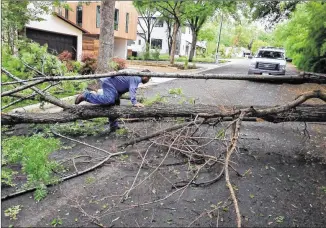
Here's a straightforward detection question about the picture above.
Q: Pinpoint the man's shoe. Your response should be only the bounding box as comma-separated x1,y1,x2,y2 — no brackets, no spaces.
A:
75,93,85,105
110,125,121,132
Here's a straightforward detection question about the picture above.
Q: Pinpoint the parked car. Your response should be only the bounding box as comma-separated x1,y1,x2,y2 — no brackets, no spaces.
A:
248,47,291,75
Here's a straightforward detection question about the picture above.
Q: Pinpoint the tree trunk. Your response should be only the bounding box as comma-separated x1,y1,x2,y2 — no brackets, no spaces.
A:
170,21,180,64
248,39,254,52
97,0,115,73
215,14,223,62
188,29,197,62
166,20,173,55
2,104,326,125
168,36,172,55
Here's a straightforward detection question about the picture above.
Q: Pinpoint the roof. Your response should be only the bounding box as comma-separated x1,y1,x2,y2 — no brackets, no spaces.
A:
55,13,89,33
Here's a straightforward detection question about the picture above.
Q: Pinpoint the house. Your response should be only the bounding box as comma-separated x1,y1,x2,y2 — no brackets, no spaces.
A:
26,7,89,61
179,27,207,57
127,14,206,58
63,1,138,59
127,13,169,54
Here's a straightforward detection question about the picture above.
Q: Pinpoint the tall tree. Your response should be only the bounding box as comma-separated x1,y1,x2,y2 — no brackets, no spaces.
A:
1,0,59,54
184,1,218,62
273,2,326,73
97,0,115,73
133,0,158,58
250,1,298,27
156,1,185,64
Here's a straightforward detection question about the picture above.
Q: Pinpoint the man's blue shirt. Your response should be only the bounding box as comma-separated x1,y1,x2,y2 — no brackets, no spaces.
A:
100,76,142,105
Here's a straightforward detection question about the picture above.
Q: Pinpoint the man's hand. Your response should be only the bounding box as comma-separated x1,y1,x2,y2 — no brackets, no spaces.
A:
133,103,144,108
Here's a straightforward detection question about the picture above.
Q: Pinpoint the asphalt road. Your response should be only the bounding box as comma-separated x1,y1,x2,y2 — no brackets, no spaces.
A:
141,58,298,106
2,59,325,228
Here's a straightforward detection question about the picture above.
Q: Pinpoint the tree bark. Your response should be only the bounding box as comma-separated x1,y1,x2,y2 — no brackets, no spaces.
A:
247,39,254,52
170,21,180,64
166,18,173,55
3,70,325,85
188,29,197,62
146,19,151,55
97,0,115,73
2,104,326,125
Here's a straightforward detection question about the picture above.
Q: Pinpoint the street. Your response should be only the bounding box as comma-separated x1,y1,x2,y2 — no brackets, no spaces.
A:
2,59,325,227
141,59,300,106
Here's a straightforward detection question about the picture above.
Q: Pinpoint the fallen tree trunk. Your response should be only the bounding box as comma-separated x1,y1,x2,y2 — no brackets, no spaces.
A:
2,104,326,125
2,90,325,125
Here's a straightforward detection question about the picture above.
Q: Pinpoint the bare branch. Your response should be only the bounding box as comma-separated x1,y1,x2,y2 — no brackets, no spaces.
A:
1,79,45,97
224,113,245,228
51,128,111,155
1,68,71,109
1,82,59,110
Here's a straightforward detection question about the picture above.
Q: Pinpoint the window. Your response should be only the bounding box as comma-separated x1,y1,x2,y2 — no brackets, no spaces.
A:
151,39,162,49
181,27,186,34
58,7,62,16
114,9,119,31
154,20,163,27
127,40,135,46
138,39,141,45
76,6,83,27
96,5,100,28
125,13,129,33
257,50,284,59
64,8,69,19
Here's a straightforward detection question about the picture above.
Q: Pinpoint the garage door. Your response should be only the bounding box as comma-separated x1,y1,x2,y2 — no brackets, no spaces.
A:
26,28,77,60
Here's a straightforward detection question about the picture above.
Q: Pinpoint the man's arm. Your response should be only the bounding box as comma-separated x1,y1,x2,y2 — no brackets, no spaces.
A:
129,77,144,107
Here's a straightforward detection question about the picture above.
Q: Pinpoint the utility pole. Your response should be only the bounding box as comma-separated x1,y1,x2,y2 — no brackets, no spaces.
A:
215,14,223,63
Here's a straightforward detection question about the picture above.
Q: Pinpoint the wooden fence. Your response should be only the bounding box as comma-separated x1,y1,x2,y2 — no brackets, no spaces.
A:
82,36,99,57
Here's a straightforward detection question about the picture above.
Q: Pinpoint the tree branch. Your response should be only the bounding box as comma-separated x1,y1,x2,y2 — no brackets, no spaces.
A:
1,79,46,97
2,82,60,110
2,100,326,125
1,68,71,109
2,68,326,84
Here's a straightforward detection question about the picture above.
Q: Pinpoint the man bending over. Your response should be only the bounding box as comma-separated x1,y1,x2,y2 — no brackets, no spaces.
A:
75,69,151,131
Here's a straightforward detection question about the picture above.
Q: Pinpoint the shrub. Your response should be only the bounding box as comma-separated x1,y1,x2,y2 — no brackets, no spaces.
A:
71,61,82,73
18,41,67,76
80,53,97,74
57,50,73,62
109,61,119,71
1,41,67,79
159,54,170,61
142,51,150,60
151,48,160,60
57,50,74,72
184,59,189,70
109,57,127,71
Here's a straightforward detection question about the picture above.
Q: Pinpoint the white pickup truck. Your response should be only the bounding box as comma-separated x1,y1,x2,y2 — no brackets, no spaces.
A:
248,47,291,75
